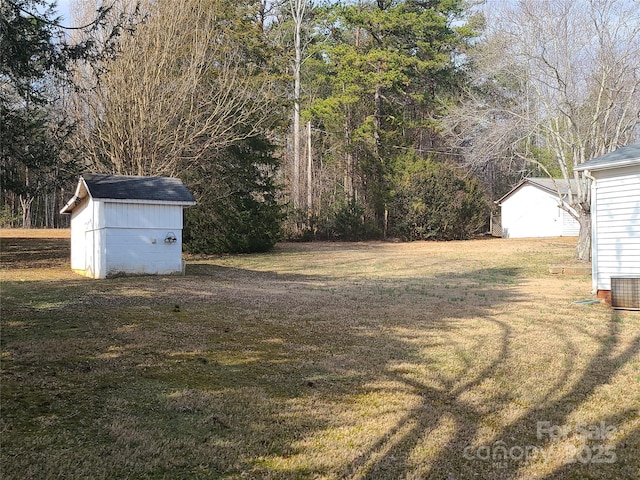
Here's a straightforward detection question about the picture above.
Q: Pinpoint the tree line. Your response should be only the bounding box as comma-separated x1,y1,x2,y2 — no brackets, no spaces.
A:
2,0,639,259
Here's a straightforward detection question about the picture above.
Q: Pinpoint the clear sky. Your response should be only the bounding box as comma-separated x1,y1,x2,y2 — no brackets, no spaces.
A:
53,0,75,28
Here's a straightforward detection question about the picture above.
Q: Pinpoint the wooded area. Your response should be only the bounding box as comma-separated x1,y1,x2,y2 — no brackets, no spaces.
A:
2,0,639,258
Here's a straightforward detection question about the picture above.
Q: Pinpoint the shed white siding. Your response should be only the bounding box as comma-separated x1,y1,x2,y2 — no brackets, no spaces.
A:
500,184,578,238
562,209,580,236
69,197,107,277
591,166,640,291
102,202,185,277
62,174,195,279
69,201,187,278
69,196,90,272
103,200,184,229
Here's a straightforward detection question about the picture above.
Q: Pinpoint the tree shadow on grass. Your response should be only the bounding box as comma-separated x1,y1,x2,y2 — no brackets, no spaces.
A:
3,260,525,478
340,306,640,480
0,237,69,269
3,239,639,479
170,264,528,477
180,265,529,478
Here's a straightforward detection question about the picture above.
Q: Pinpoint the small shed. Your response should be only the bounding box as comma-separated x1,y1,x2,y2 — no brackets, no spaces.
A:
575,144,640,306
496,178,580,238
60,174,196,279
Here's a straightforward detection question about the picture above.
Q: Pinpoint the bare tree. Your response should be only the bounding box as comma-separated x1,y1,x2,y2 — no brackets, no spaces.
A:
289,0,308,211
69,0,278,177
446,0,640,260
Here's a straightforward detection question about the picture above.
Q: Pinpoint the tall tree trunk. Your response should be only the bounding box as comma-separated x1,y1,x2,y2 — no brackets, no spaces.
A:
19,194,34,229
344,114,354,199
45,191,50,228
20,166,33,228
576,212,592,262
307,120,313,226
374,82,382,158
290,0,307,210
292,104,300,209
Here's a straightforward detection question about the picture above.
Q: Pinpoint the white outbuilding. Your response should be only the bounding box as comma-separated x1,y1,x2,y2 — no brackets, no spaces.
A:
496,178,580,238
60,174,196,279
575,144,640,307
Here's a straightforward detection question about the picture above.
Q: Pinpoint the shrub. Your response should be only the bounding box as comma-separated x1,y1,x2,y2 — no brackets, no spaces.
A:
183,137,282,254
333,199,377,241
311,199,380,241
388,160,488,240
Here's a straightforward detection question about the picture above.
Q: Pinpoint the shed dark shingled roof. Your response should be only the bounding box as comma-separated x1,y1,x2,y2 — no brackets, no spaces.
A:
82,174,195,203
575,143,640,172
495,177,578,205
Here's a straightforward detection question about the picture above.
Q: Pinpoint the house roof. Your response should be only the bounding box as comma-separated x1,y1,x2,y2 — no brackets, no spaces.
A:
575,143,640,172
496,177,578,205
60,174,196,214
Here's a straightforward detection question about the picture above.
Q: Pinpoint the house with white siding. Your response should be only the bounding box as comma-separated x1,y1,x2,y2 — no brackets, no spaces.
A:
496,178,580,238
575,144,640,305
60,174,196,279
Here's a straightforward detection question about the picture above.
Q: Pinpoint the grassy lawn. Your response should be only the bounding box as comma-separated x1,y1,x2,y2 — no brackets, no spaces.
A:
1,230,639,479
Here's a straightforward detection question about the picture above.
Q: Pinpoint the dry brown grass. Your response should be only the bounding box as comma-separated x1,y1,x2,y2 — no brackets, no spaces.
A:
1,231,638,479
0,228,70,238
0,229,76,281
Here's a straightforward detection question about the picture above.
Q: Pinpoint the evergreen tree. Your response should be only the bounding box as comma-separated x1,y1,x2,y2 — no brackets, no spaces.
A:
306,0,480,234
183,135,282,253
1,0,123,227
389,157,488,240
1,0,66,225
